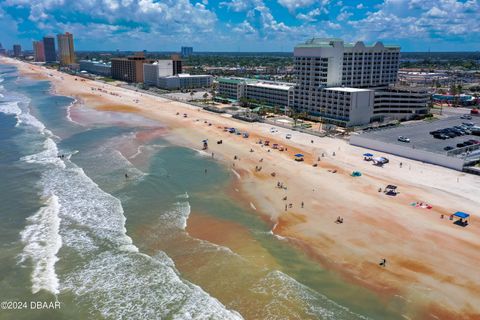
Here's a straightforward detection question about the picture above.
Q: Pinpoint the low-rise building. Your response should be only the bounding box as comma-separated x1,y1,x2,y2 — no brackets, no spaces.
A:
373,86,430,122
307,87,375,127
245,81,294,109
218,77,294,109
157,74,213,90
79,60,111,77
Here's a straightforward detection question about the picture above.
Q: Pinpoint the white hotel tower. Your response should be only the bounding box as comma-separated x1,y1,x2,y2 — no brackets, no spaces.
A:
293,38,429,127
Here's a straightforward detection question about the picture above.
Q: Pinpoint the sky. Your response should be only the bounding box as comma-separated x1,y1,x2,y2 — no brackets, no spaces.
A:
0,0,479,52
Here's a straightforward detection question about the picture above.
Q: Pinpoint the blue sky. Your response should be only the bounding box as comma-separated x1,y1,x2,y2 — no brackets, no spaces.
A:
0,0,479,52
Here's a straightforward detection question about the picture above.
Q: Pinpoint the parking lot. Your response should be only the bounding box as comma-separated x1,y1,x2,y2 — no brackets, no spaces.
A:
350,115,480,171
359,116,480,155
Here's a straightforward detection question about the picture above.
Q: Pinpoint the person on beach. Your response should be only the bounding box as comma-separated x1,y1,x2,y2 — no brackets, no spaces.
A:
301,201,304,208
204,169,208,174
285,204,287,211
125,173,129,179
211,152,215,158
380,259,387,267
400,162,403,168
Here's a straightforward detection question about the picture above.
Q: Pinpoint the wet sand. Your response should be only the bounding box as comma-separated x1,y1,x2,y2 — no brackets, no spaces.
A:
6,58,480,319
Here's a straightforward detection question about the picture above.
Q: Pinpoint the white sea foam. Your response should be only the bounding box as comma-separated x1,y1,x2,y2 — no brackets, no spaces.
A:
62,251,243,320
159,201,192,230
231,169,241,180
0,101,22,123
21,137,65,169
252,270,371,320
65,99,82,125
19,195,62,295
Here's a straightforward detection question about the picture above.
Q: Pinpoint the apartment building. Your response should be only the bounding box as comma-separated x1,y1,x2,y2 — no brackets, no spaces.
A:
57,32,75,65
13,44,21,57
33,41,45,62
43,36,56,63
157,74,213,90
218,77,294,109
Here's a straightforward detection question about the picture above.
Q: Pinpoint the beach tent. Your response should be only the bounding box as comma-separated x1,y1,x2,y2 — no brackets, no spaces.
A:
453,211,470,226
351,171,362,177
294,153,304,162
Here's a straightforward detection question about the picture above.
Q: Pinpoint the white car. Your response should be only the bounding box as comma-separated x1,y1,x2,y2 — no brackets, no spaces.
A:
270,128,278,133
286,134,292,139
398,136,410,143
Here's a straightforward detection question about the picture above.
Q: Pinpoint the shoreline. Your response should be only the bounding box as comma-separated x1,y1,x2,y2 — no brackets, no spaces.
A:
4,58,480,319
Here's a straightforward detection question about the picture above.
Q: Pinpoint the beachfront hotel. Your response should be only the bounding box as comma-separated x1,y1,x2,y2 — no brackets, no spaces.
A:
292,38,429,126
111,53,154,83
57,32,75,65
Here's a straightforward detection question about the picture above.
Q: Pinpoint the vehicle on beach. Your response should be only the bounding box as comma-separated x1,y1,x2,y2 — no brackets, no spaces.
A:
270,127,278,133
398,136,410,143
286,133,292,139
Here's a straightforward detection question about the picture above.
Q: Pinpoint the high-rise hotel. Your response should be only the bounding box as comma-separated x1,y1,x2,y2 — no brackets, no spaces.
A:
292,38,429,127
57,32,75,65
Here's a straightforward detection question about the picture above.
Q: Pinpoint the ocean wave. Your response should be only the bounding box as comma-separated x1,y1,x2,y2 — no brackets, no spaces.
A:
252,270,371,320
62,251,243,320
21,137,66,169
0,101,22,123
19,194,62,295
159,201,192,230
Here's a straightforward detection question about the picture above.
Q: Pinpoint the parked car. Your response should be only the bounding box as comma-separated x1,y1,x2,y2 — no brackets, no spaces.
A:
457,143,466,148
398,136,410,143
471,109,479,115
434,134,448,140
286,134,292,139
460,114,472,120
444,146,454,151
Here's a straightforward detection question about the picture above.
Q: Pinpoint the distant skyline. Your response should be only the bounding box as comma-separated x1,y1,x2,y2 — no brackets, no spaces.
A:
0,0,479,52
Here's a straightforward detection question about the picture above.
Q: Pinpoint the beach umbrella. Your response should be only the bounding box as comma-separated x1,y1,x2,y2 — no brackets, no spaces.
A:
294,153,304,157
363,153,374,157
202,139,208,143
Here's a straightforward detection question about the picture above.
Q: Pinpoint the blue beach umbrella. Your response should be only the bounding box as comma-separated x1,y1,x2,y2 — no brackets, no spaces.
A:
294,153,304,157
363,153,374,157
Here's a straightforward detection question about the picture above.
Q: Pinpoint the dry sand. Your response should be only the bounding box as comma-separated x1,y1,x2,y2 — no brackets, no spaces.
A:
5,58,480,319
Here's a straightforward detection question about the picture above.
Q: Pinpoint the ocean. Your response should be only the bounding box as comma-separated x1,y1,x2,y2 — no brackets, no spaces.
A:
0,63,407,319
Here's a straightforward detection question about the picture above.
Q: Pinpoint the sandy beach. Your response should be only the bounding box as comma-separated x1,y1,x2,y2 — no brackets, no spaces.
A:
5,58,480,319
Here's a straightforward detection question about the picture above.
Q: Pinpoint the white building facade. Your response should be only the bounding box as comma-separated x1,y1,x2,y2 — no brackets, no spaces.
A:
292,38,428,126
79,60,111,76
218,77,294,109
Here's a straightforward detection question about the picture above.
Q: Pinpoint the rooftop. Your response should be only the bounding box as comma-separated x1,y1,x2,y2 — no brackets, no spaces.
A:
247,81,294,90
325,87,373,93
295,38,400,50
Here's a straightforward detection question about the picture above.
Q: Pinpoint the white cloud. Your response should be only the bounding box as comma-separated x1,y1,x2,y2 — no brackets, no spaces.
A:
296,8,321,22
277,0,329,13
